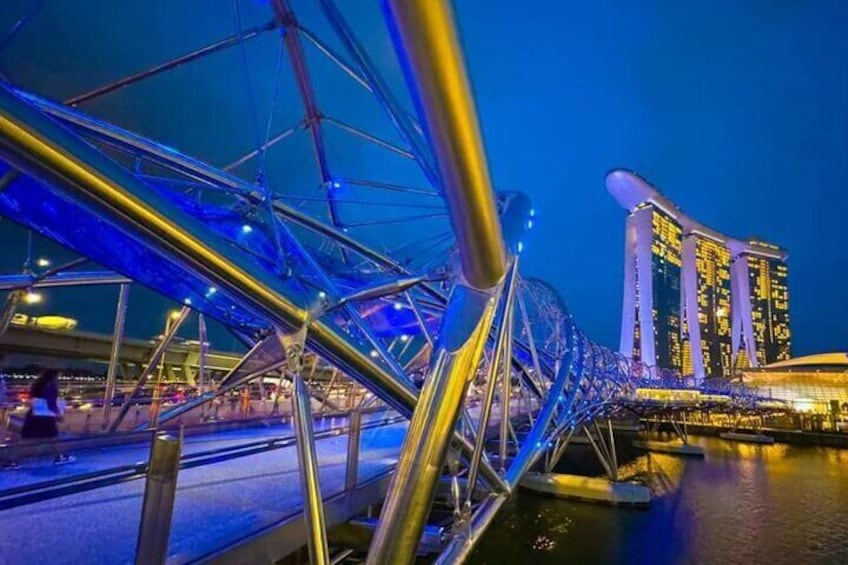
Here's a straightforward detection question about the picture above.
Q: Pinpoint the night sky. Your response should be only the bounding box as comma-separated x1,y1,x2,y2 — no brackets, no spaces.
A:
0,1,846,357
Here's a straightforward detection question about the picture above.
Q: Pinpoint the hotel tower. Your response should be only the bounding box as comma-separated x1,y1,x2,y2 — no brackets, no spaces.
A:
606,169,791,383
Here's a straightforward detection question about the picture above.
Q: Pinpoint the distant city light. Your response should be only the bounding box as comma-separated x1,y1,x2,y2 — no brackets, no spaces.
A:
241,224,253,234
400,334,410,343
716,306,728,318
527,219,534,229
332,181,341,189
23,291,42,305
206,286,217,296
369,349,379,358
35,258,51,268
318,291,327,300
529,208,535,217
393,302,403,311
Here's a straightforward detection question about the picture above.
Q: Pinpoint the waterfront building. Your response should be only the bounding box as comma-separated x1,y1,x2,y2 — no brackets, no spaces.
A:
617,199,683,372
728,240,791,367
606,169,791,382
682,230,733,379
740,353,848,417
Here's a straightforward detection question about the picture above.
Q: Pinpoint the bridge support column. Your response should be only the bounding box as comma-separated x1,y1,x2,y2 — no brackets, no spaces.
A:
367,285,498,565
135,433,182,565
466,259,519,499
292,374,330,565
633,412,705,457
345,409,362,492
670,412,689,444
583,421,619,482
197,313,207,395
102,283,129,429
367,0,506,562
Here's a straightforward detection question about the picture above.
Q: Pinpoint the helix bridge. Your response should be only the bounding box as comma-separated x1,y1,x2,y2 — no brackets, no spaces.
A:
0,2,783,563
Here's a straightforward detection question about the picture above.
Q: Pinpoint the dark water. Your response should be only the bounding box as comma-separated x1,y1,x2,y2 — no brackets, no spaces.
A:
471,438,848,564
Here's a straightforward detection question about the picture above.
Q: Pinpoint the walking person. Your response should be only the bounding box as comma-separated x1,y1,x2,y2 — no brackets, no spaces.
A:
21,368,75,464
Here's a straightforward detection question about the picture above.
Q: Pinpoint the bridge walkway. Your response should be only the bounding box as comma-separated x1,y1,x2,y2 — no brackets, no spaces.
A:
0,413,406,564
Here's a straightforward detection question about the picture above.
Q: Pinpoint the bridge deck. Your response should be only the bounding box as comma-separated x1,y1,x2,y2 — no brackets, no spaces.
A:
0,415,406,564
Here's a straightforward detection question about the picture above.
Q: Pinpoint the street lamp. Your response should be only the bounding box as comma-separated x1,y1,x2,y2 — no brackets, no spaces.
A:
23,290,43,305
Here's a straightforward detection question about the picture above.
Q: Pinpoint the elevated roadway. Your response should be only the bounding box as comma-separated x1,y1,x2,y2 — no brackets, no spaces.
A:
0,325,245,381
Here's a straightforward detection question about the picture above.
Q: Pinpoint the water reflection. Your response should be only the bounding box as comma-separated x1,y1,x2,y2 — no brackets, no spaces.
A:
471,437,848,564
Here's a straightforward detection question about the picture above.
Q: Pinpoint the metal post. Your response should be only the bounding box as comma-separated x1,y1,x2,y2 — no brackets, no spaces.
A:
345,410,362,492
197,313,208,395
499,298,514,468
110,305,189,432
406,291,434,348
607,418,619,473
0,290,22,339
319,369,339,414
291,374,330,565
546,429,575,473
466,259,518,498
367,286,497,565
135,433,182,565
583,424,616,481
517,289,544,389
102,283,129,428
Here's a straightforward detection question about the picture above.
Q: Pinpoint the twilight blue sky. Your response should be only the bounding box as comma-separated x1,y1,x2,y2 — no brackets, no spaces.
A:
0,1,846,356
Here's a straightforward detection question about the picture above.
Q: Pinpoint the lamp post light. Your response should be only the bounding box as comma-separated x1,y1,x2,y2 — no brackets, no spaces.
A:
22,290,42,305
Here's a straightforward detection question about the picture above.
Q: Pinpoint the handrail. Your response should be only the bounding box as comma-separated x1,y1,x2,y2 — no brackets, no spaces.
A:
0,414,405,511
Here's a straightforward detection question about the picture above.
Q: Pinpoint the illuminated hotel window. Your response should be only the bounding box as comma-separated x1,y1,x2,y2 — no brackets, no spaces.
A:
650,208,682,372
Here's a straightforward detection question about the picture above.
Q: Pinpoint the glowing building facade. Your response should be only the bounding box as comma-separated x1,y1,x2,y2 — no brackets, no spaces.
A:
618,197,682,373
682,232,732,379
729,240,792,367
607,170,791,383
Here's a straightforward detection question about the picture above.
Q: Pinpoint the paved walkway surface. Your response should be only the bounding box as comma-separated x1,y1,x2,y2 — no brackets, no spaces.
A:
0,413,406,565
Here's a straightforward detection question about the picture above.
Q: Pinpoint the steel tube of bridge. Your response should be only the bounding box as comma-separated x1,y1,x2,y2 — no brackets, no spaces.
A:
66,21,278,106
433,492,509,565
368,3,506,561
316,0,438,185
15,88,450,303
102,283,129,429
0,83,401,410
291,374,330,565
0,270,131,291
110,305,190,432
0,82,506,489
466,260,519,498
197,313,208,416
367,285,497,565
345,409,362,492
499,297,514,468
505,323,576,487
382,0,505,290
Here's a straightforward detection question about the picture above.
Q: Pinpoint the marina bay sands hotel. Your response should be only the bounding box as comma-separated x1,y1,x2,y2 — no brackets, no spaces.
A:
607,169,791,383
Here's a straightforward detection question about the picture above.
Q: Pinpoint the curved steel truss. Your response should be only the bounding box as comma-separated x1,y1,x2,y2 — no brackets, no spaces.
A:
0,2,777,563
